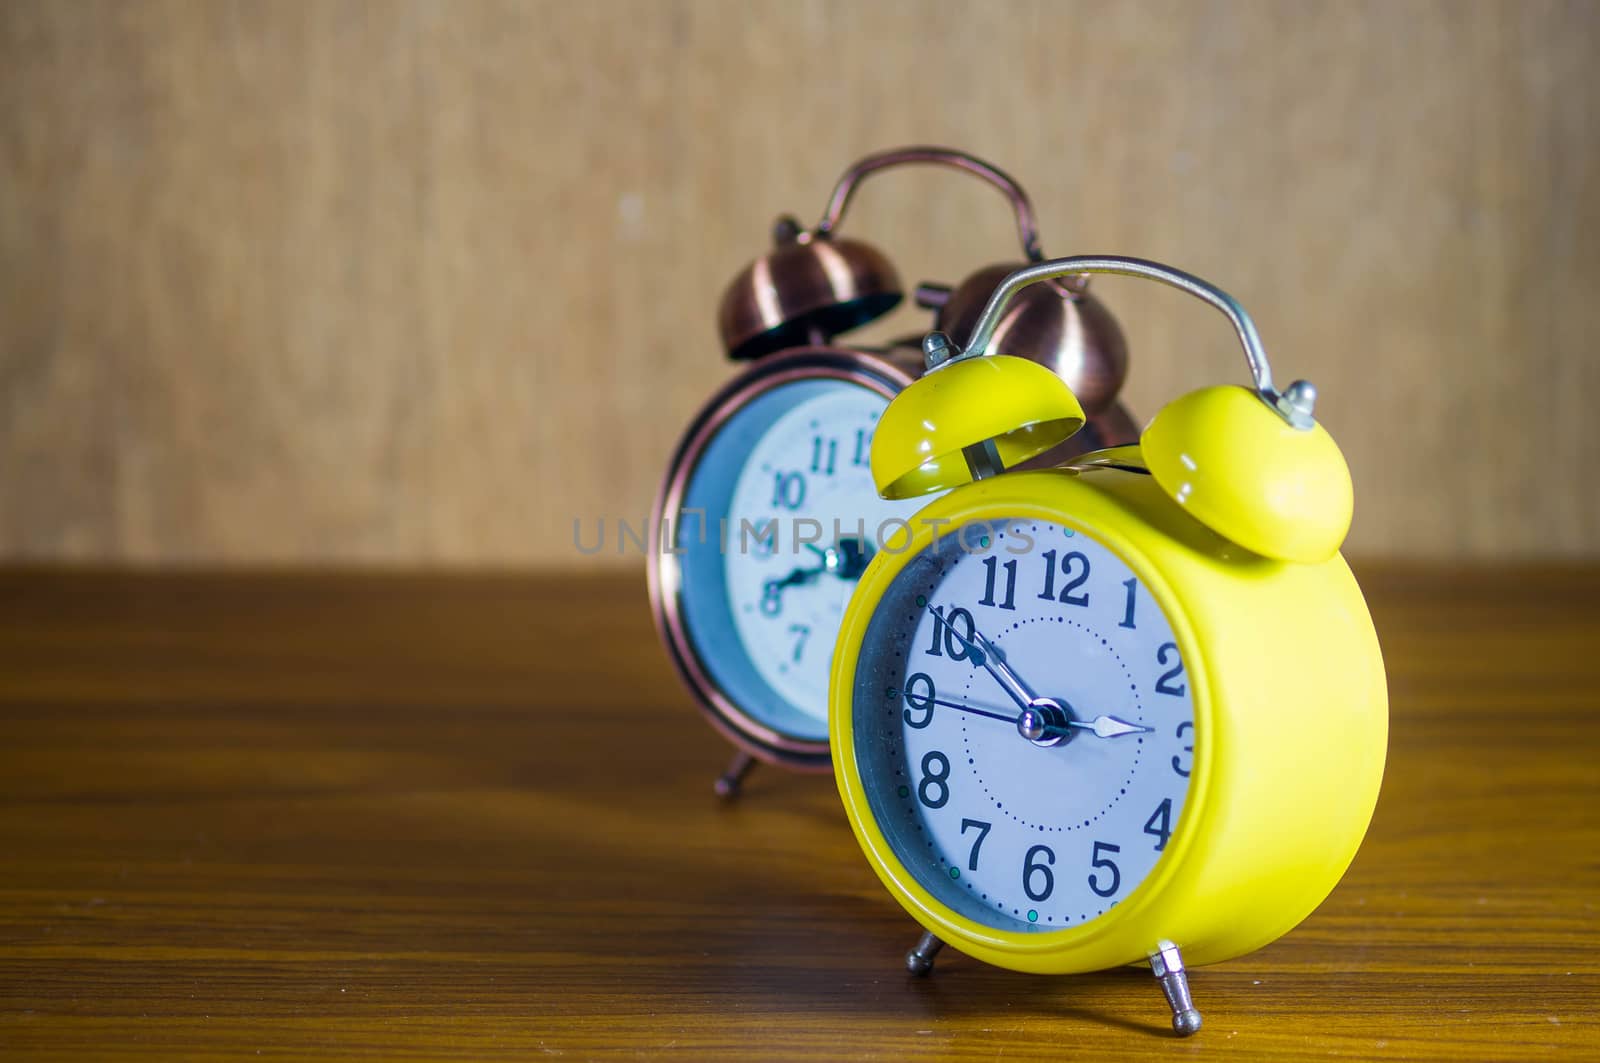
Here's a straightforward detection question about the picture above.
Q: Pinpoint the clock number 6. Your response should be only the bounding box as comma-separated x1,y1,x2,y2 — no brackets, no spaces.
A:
1088,841,1122,898
917,751,950,809
1023,844,1055,902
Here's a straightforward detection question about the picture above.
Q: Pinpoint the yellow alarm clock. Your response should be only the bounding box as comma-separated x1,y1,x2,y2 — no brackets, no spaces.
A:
828,255,1387,1036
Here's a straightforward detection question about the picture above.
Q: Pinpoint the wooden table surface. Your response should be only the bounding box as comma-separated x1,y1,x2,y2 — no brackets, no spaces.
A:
0,566,1596,1060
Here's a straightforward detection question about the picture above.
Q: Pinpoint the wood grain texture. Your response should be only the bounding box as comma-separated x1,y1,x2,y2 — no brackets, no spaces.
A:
0,565,1596,1059
1,0,1598,563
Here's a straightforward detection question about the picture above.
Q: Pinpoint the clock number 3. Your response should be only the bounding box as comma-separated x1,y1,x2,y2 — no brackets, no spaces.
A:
1172,721,1194,777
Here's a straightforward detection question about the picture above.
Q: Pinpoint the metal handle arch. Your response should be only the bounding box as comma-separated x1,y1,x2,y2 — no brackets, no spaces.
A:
939,255,1315,427
814,146,1048,265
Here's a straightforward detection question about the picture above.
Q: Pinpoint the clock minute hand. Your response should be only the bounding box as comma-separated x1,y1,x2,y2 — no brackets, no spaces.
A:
925,607,1152,743
926,606,1039,710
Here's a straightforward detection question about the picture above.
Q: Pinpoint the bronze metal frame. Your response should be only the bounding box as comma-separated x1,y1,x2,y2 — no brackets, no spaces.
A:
646,346,916,773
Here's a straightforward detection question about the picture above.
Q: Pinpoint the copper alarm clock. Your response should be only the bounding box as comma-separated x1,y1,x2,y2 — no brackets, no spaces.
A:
647,147,1138,798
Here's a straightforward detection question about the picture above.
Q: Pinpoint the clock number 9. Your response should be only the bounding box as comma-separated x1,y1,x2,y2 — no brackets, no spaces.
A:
1088,841,1122,898
1023,844,1055,902
917,751,950,809
901,672,936,729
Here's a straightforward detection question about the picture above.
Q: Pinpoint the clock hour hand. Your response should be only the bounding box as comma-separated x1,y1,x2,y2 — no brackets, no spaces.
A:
763,565,822,597
1067,714,1154,739
763,536,876,613
1016,700,1153,744
900,691,1022,725
904,692,1149,739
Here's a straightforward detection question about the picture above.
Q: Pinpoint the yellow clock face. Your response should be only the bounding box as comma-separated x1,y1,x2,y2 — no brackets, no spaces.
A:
847,516,1196,933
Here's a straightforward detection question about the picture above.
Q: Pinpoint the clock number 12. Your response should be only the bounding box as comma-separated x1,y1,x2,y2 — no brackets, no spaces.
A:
1038,549,1091,606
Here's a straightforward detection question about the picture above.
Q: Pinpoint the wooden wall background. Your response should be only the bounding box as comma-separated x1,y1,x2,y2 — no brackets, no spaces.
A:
1,0,1596,564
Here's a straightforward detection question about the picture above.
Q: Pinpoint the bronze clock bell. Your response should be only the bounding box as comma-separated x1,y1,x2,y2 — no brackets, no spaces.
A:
716,145,1139,450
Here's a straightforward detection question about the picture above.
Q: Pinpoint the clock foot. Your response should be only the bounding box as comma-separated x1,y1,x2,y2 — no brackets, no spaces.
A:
1148,940,1202,1037
713,752,756,799
905,930,944,976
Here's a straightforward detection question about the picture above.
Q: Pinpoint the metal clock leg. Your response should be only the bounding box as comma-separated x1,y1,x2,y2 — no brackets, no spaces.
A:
1148,940,1202,1036
713,752,756,799
905,929,945,975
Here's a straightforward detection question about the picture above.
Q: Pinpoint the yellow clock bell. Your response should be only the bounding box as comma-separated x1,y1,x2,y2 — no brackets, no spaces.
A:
828,255,1387,1036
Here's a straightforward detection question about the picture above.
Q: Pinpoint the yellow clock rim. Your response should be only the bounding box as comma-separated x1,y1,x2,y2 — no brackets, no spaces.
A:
828,475,1216,973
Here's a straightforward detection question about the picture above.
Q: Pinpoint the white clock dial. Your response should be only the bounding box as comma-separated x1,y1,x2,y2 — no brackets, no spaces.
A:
851,518,1196,930
670,368,923,748
723,386,921,726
